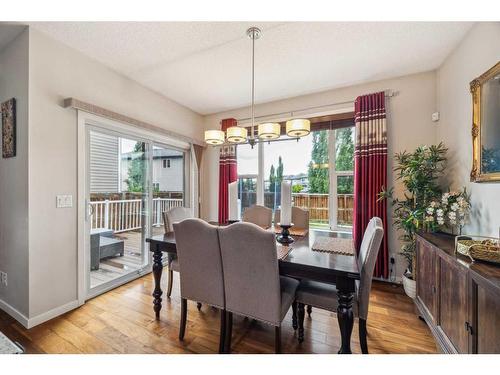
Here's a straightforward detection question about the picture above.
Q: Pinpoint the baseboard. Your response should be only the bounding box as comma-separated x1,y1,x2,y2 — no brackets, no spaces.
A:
0,298,29,328
26,300,79,328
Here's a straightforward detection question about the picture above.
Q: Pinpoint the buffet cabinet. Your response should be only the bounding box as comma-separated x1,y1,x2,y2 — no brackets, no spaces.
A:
415,232,500,353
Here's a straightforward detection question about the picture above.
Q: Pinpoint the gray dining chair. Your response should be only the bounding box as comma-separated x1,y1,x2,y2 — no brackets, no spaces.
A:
217,222,299,353
173,218,226,353
274,206,309,229
242,205,272,228
295,217,384,353
163,206,193,299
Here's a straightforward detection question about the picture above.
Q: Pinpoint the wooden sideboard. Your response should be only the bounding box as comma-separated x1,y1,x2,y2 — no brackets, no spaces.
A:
415,232,500,353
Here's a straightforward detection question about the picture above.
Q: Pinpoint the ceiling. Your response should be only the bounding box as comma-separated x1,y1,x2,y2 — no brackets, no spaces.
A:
29,22,473,115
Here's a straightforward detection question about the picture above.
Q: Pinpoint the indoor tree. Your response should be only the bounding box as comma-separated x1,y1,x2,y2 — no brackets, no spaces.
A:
379,142,447,277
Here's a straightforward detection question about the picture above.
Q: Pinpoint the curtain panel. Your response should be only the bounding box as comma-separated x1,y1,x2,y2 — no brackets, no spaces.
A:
353,92,389,278
218,118,238,224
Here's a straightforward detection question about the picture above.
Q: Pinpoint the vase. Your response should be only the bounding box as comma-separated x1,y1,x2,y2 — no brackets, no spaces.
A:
402,271,416,299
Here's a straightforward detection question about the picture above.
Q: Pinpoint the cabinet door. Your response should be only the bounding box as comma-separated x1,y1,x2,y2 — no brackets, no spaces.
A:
438,255,469,353
416,239,437,322
474,283,500,353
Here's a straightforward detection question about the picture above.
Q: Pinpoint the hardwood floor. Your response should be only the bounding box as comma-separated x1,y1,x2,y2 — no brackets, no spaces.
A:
0,272,437,354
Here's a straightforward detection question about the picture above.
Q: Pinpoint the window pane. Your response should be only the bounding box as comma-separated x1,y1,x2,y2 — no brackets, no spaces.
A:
238,177,257,214
237,143,258,175
335,127,355,172
337,175,354,227
263,131,330,229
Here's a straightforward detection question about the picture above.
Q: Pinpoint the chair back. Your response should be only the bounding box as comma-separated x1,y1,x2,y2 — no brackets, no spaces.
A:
163,206,192,233
217,222,282,325
275,207,309,229
356,217,384,320
173,218,225,309
242,205,272,228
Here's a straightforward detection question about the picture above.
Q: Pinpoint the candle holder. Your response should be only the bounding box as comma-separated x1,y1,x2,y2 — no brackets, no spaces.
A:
227,220,240,225
277,223,294,244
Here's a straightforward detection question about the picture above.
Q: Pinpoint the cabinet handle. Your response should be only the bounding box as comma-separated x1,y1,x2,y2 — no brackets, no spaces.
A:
432,285,436,294
465,321,474,335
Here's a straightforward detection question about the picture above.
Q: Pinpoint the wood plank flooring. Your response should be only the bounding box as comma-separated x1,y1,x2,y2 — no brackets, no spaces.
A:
0,272,437,354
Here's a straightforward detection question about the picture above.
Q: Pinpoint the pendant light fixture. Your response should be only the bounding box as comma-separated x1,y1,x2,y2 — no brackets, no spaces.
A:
204,27,310,147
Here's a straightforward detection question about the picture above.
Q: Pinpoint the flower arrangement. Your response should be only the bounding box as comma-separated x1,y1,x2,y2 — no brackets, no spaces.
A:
425,189,471,234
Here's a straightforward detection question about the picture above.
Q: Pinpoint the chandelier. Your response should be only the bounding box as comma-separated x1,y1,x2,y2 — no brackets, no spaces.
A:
204,27,310,147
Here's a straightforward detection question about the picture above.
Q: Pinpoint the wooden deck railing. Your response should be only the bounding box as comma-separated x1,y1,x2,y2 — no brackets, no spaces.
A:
242,192,354,226
90,198,183,232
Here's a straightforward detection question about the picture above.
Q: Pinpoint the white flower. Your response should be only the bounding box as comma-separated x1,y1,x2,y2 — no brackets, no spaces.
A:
436,209,444,217
426,216,435,222
437,218,445,225
448,211,456,220
457,196,464,204
450,219,457,225
451,203,459,211
426,207,434,215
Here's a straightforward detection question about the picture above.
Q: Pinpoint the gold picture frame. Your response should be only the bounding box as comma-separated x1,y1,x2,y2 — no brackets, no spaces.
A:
470,61,500,182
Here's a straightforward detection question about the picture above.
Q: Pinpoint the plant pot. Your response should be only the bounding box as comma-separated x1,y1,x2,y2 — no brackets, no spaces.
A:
402,271,417,299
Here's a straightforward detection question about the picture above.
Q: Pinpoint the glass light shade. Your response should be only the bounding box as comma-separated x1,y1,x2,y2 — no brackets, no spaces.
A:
258,122,281,140
286,119,311,138
204,130,225,145
226,126,248,144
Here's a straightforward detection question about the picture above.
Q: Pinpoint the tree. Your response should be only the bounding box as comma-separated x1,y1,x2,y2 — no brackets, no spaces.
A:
125,142,145,192
268,165,276,193
276,156,284,184
292,184,303,193
308,130,329,193
336,128,355,194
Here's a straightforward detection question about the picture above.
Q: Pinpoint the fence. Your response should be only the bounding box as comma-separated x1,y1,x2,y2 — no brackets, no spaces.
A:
241,192,354,226
90,198,183,232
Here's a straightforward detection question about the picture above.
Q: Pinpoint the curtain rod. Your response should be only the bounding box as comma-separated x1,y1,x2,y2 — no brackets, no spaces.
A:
63,98,205,147
233,89,397,123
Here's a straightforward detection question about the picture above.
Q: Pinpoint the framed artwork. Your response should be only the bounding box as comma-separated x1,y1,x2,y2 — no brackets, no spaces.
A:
1,98,16,158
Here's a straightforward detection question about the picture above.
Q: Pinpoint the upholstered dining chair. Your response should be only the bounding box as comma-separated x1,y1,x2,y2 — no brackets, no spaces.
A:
217,222,299,353
274,206,309,229
173,218,226,353
295,217,384,354
242,205,272,228
162,207,193,299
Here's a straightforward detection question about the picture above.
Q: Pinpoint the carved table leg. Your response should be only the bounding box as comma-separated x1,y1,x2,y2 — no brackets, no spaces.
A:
292,301,298,330
152,244,163,320
336,277,355,354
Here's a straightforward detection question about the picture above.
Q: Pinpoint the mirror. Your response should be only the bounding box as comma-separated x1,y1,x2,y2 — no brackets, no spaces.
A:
470,61,500,182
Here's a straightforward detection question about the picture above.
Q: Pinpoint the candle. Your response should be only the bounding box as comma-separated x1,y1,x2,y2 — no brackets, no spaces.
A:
228,181,239,221
280,181,292,226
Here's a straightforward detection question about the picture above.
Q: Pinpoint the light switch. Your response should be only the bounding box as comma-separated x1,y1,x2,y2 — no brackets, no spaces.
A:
56,195,73,208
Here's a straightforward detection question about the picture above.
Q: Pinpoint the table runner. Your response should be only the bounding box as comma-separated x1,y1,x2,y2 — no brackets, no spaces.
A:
312,237,355,256
277,244,293,260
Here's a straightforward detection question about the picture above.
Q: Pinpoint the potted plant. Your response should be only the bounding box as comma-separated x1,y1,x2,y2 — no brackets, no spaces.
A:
379,143,447,298
424,189,471,235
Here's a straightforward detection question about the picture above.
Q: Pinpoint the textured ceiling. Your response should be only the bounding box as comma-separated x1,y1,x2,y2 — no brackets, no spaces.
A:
29,22,473,114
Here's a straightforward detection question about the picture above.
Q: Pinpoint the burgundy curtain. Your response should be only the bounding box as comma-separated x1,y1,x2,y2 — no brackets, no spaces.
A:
353,92,389,278
218,118,238,224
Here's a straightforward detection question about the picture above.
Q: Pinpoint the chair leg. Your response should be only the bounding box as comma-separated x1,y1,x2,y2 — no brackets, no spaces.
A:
224,312,233,354
307,305,312,317
275,325,282,354
292,301,298,330
359,318,368,354
218,309,226,354
297,303,305,343
179,298,187,340
197,302,202,311
166,269,173,298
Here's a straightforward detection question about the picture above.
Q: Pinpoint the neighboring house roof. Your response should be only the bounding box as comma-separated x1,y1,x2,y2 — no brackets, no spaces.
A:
121,148,183,160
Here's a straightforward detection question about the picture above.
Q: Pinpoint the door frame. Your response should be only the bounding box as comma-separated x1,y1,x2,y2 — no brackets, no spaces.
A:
77,111,191,304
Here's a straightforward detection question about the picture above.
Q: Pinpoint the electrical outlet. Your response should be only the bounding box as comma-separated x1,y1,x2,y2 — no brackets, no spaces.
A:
0,271,7,286
56,195,73,208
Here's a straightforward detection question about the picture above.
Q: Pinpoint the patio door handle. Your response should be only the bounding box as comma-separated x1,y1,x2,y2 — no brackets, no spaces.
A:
86,200,95,220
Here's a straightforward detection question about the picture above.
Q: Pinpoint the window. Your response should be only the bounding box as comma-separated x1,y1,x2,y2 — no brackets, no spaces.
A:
237,143,259,214
162,159,171,168
242,123,354,231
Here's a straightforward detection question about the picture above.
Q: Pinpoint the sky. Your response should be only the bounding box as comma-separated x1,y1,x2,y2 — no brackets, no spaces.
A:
238,133,314,177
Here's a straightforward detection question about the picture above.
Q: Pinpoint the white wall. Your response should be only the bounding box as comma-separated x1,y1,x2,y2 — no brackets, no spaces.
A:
0,28,30,319
437,22,500,237
26,28,204,321
202,71,439,279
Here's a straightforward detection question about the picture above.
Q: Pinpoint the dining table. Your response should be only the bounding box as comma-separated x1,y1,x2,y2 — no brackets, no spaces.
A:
146,227,360,354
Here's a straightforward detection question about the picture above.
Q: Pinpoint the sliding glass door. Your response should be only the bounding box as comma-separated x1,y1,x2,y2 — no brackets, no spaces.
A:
87,128,151,296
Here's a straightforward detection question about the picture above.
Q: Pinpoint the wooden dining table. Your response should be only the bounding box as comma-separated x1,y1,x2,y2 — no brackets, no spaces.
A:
146,228,360,354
